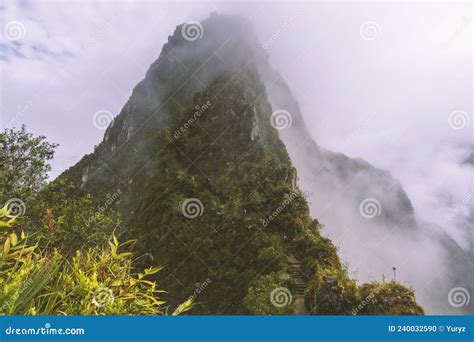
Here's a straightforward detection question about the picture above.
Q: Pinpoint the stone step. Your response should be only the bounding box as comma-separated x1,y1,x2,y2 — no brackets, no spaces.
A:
286,249,308,315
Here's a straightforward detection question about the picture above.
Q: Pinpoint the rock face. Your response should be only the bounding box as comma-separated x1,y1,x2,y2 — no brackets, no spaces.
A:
60,13,432,315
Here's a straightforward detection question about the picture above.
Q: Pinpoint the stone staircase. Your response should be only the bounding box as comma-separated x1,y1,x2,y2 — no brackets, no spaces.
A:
286,244,308,315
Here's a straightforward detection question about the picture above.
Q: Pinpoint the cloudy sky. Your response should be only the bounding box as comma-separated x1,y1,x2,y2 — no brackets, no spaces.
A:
1,0,472,247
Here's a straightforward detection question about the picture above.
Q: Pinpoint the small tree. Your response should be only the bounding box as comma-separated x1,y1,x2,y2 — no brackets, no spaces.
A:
0,125,57,201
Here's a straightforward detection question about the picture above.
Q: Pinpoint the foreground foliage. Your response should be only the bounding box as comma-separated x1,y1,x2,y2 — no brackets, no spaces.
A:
0,209,191,315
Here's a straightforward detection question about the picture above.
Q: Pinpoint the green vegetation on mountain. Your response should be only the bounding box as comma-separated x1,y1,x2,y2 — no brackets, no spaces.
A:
358,282,424,315
58,68,423,315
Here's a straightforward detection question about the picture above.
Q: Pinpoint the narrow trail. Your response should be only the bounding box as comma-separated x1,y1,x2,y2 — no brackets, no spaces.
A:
286,244,308,315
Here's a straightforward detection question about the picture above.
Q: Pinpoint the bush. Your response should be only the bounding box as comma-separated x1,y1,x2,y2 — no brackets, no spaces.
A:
306,267,359,315
24,180,122,254
357,282,424,315
0,208,192,315
243,272,294,315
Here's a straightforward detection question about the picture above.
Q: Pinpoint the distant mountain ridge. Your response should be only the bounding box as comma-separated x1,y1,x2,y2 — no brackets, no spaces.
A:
258,54,473,315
